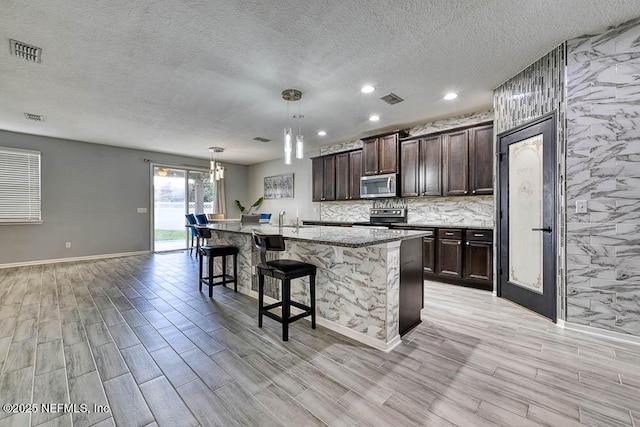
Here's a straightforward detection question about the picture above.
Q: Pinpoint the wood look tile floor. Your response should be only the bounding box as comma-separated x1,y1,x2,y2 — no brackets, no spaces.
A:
0,252,639,426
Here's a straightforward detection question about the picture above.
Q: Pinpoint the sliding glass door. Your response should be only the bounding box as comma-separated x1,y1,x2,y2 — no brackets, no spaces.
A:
152,166,215,252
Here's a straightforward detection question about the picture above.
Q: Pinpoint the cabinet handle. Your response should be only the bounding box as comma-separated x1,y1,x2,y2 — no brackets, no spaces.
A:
466,242,470,245
458,242,461,245
472,190,476,194
445,232,454,236
474,233,484,237
464,190,468,194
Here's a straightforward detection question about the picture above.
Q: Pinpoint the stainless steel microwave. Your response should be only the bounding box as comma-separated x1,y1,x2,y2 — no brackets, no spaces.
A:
360,173,398,198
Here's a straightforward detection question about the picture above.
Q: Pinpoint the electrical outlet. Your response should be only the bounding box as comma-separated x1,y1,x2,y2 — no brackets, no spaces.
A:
65,242,71,249
576,200,587,214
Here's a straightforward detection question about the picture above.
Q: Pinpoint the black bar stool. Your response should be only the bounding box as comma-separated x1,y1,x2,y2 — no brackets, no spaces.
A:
195,227,239,297
252,232,316,341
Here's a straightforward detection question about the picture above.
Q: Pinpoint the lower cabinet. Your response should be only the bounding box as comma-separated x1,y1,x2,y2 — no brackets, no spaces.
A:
420,227,493,290
436,229,463,278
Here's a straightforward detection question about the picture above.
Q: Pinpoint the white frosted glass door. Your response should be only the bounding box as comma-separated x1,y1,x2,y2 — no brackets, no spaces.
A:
508,134,543,294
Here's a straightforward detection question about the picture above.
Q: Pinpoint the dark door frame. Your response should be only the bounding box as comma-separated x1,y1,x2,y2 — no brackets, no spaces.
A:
496,112,557,321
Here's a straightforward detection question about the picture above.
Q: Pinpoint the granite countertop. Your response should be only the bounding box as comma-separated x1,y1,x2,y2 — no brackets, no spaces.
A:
205,223,431,248
302,220,493,230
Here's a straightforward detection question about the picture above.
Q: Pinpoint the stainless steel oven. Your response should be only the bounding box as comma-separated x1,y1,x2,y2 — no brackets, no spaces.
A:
360,173,398,198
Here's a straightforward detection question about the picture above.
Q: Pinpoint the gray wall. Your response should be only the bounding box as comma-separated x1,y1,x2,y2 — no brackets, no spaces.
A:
565,17,640,336
0,130,248,265
245,152,320,224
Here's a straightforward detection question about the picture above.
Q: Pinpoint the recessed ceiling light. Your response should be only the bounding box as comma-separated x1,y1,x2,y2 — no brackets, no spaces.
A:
369,115,380,122
443,92,458,100
361,85,375,94
317,130,327,136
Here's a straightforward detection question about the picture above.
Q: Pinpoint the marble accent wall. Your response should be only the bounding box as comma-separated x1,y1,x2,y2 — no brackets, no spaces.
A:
493,44,567,319
319,111,496,226
565,18,640,336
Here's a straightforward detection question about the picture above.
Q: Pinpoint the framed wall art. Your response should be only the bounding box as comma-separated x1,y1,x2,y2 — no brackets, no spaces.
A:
264,173,294,199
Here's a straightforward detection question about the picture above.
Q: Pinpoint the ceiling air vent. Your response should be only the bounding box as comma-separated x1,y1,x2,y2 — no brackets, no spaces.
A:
10,39,42,63
253,137,271,143
380,93,404,105
24,113,45,122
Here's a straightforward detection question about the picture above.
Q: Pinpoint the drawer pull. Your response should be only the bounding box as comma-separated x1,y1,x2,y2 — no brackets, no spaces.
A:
445,232,454,236
466,242,470,245
474,233,484,237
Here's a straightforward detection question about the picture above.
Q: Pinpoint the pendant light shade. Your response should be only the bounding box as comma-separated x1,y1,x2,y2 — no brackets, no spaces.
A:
209,147,225,181
282,89,304,164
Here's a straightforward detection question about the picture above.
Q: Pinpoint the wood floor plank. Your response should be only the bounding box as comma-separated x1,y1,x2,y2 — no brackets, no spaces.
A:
214,381,284,427
3,338,36,372
180,347,233,391
176,379,241,427
139,376,198,427
35,338,65,375
131,324,168,352
181,325,225,355
65,341,96,379
243,350,310,397
0,366,33,421
68,371,112,426
31,368,69,425
93,342,130,381
295,387,363,427
107,323,141,349
149,346,198,388
254,384,325,426
121,344,163,384
211,349,270,394
103,373,154,427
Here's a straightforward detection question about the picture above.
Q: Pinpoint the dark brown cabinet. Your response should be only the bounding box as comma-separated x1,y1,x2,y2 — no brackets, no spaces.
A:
442,130,469,196
336,150,364,201
401,135,442,197
400,139,420,197
311,155,336,201
464,229,493,286
362,133,399,175
422,230,436,275
349,150,362,199
335,152,350,200
469,124,494,195
436,229,463,278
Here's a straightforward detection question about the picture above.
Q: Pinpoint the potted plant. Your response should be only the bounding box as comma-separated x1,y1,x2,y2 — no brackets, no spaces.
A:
235,196,264,215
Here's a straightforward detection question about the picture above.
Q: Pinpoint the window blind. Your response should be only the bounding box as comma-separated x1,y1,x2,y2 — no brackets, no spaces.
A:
0,146,41,223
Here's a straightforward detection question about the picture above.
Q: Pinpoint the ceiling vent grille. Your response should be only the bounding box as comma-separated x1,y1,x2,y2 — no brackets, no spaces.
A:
10,39,42,63
253,137,271,143
380,93,404,105
24,113,45,122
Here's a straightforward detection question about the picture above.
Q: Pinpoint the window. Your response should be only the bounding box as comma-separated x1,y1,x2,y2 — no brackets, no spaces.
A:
0,146,41,223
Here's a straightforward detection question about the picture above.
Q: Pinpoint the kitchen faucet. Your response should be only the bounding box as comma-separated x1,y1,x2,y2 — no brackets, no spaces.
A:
278,210,286,229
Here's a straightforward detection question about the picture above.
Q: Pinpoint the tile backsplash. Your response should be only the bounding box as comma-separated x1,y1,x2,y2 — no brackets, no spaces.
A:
320,196,494,227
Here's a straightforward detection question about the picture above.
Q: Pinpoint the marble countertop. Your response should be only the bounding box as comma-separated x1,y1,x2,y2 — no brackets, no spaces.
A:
302,220,493,230
205,223,431,248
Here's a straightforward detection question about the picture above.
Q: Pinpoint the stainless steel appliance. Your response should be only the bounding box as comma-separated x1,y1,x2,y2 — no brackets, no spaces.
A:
352,208,407,229
360,173,398,198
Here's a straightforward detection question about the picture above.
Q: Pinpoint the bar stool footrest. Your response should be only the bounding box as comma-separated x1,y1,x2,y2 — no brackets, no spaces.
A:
200,274,235,287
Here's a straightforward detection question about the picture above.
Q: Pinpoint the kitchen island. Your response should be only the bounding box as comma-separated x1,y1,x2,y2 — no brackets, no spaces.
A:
202,223,430,351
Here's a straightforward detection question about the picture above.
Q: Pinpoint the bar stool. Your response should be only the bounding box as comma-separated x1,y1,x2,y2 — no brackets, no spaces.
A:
252,232,316,341
195,227,238,297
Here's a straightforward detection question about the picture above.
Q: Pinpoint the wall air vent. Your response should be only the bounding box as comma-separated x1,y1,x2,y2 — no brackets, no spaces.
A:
24,113,45,122
10,39,42,63
380,93,404,105
253,137,271,143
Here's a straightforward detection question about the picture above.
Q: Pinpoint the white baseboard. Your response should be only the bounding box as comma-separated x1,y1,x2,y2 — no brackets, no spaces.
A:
0,251,151,269
239,288,400,352
559,319,640,347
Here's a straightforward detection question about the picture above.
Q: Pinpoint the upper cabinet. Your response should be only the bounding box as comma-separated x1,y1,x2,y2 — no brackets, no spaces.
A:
314,150,361,202
443,123,494,196
442,129,470,196
312,155,336,202
400,135,442,197
468,124,494,195
362,133,400,175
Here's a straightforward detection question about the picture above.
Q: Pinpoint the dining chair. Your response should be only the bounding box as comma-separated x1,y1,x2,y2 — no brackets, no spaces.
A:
185,214,198,256
195,214,208,225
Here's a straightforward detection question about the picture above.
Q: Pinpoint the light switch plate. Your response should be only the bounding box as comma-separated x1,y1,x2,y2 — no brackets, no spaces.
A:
576,200,587,214
137,207,148,213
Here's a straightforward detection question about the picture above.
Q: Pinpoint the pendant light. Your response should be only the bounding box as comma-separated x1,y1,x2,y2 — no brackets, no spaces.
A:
209,147,225,181
282,89,304,164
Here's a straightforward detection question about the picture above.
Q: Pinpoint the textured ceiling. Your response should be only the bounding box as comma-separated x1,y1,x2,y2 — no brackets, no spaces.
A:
2,1,640,165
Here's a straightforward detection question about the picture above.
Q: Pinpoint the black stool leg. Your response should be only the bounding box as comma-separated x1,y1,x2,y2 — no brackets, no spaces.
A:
222,255,227,287
258,272,264,328
233,253,238,292
208,254,214,298
282,279,290,341
310,273,316,329
198,250,203,292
